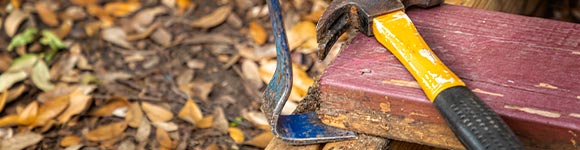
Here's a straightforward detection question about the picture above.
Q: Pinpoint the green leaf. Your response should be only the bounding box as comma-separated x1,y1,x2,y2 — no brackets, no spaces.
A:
31,60,54,91
7,28,38,51
0,71,28,93
40,30,64,50
6,54,38,73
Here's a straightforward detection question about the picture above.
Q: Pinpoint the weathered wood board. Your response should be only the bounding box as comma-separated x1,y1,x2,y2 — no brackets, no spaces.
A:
318,4,580,150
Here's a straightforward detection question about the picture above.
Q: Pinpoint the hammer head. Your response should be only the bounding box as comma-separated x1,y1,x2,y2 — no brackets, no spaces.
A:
316,0,443,60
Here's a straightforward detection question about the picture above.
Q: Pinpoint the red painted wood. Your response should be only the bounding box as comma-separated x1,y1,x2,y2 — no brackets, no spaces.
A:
319,4,580,149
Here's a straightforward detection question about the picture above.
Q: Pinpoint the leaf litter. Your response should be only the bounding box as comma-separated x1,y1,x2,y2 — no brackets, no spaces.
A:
0,0,344,149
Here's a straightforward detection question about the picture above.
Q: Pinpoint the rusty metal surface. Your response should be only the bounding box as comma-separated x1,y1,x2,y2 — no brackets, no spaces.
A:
316,0,443,60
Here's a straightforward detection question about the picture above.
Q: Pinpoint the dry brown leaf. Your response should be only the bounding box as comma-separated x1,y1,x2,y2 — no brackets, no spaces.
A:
260,60,313,102
132,6,167,28
126,22,160,41
85,121,127,141
90,96,129,117
287,21,317,51
58,91,91,123
152,121,178,132
249,21,267,45
86,4,114,27
64,144,83,150
61,6,86,21
190,5,232,29
212,107,228,134
35,1,59,26
0,54,12,72
33,95,70,126
196,115,213,129
242,111,269,130
177,0,193,14
102,27,134,49
7,85,26,102
0,91,7,113
0,132,43,150
104,2,141,17
244,131,274,148
60,135,81,147
71,0,98,6
125,102,144,128
0,115,19,127
18,101,38,125
302,9,325,22
135,119,151,143
237,44,276,61
5,10,29,37
151,28,172,47
142,102,174,122
55,20,73,39
10,0,20,10
156,127,175,149
84,21,102,37
227,127,245,144
241,60,263,89
118,139,136,150
178,98,203,125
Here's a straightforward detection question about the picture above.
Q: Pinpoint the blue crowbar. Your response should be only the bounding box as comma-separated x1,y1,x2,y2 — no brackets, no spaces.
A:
261,0,357,145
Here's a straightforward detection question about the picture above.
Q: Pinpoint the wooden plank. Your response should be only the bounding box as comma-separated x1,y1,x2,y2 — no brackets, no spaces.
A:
318,4,580,150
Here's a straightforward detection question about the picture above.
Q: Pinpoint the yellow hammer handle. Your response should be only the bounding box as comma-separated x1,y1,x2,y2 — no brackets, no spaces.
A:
372,10,465,101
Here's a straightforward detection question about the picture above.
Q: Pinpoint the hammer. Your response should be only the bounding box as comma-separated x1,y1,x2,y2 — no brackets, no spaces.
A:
317,0,523,149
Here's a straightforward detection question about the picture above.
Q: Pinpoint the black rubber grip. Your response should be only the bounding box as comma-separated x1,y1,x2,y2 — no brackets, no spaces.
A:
434,86,523,150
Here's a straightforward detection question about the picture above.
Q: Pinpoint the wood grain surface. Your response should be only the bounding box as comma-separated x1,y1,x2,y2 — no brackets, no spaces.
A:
318,4,580,150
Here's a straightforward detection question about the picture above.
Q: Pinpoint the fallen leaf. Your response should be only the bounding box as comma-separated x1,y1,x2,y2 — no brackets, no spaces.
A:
125,102,144,128
177,0,193,14
249,21,267,45
71,0,98,6
135,119,151,143
156,127,175,149
18,101,38,125
0,91,7,113
57,91,91,123
10,0,20,10
260,60,313,102
178,98,203,125
4,10,29,37
237,44,276,61
162,0,176,8
35,1,59,26
212,107,228,134
86,4,114,27
90,96,129,117
241,60,263,89
0,115,19,127
31,60,55,91
132,6,167,28
104,2,141,17
302,9,325,22
102,27,134,49
0,54,12,72
7,85,27,102
60,135,81,147
7,28,38,51
61,6,87,21
33,95,70,126
84,21,102,37
282,101,297,115
151,28,172,47
64,144,84,150
244,131,274,148
287,21,317,51
85,121,127,141
196,115,213,129
118,139,136,150
0,132,43,150
126,22,160,41
190,5,232,29
228,127,245,144
0,71,28,93
242,111,269,130
152,121,178,132
40,30,65,51
142,102,174,122
54,19,73,39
